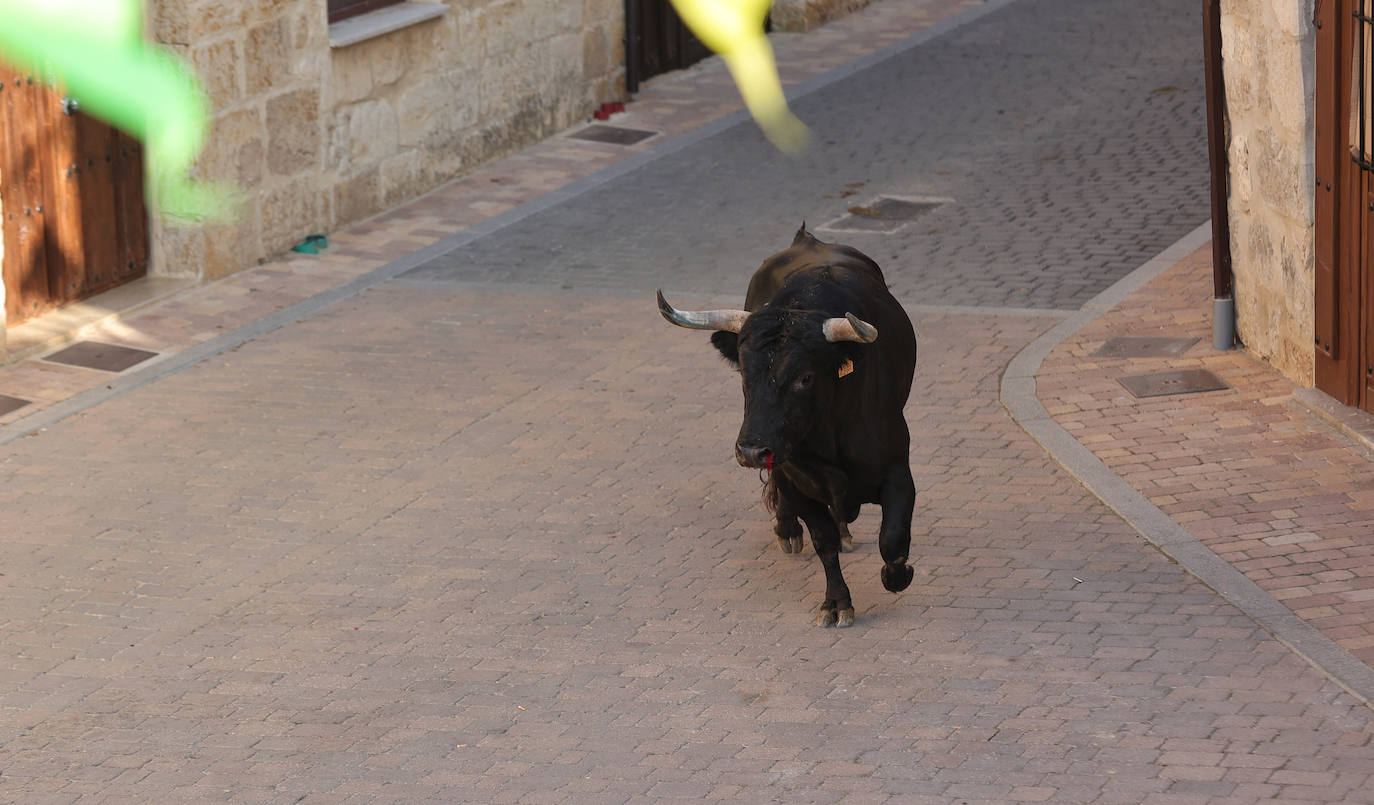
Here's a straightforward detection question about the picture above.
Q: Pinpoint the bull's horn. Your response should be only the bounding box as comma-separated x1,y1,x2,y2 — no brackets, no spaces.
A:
656,290,749,333
822,313,878,343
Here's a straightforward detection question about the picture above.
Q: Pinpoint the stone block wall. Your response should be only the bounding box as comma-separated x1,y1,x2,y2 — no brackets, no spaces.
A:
1219,0,1316,384
146,0,624,281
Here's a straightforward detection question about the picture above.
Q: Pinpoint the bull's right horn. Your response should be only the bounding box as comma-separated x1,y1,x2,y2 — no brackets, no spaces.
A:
656,290,749,333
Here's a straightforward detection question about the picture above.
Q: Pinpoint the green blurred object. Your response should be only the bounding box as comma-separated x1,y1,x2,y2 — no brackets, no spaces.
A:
291,235,329,254
0,0,238,222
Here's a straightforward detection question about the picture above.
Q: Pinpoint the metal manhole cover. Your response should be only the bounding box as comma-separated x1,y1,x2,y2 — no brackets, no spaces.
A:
43,341,158,372
1093,336,1199,358
0,394,30,417
566,124,658,145
1117,369,1228,398
821,196,949,233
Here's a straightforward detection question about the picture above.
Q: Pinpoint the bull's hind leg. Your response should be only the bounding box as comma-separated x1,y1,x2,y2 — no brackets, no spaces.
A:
774,510,804,554
773,506,850,554
773,461,854,554
833,514,855,553
769,474,805,554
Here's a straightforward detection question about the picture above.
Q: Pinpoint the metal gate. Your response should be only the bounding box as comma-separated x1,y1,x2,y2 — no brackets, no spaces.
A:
1,67,148,327
1315,0,1374,412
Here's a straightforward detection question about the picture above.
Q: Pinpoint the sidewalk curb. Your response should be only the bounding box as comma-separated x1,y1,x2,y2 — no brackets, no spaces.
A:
1000,221,1374,708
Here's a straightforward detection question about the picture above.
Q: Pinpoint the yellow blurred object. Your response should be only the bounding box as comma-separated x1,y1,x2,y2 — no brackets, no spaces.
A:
669,0,810,154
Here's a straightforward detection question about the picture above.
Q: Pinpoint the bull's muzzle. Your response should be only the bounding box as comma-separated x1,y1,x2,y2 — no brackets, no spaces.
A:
735,442,774,470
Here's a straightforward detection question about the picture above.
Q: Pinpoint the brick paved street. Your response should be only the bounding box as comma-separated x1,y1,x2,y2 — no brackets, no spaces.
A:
2,286,1372,802
406,0,1210,309
2,0,1373,802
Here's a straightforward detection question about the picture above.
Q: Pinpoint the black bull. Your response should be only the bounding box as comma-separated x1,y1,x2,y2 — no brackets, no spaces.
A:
657,225,917,627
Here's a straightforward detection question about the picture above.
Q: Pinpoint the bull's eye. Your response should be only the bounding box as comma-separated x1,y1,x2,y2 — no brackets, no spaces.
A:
793,371,815,392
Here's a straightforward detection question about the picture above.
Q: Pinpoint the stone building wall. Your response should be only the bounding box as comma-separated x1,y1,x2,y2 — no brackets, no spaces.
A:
1219,0,1316,384
147,0,624,281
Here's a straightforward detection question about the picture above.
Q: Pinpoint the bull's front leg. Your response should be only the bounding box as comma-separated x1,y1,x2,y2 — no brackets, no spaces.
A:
778,475,854,627
878,463,916,593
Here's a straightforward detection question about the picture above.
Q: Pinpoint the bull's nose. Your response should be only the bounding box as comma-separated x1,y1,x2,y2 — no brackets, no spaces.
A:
735,443,774,469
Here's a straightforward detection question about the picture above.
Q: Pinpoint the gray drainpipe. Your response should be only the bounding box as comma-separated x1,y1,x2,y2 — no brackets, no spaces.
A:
1203,0,1236,350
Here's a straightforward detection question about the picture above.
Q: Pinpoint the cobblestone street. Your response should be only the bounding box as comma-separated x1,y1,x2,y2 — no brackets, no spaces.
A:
2,0,1372,802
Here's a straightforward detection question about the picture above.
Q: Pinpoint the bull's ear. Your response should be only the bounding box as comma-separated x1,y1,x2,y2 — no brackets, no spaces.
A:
710,331,740,365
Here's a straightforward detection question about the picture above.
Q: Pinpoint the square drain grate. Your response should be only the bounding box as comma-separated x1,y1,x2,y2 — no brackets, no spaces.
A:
0,394,30,417
43,341,158,373
1118,369,1228,398
566,124,657,146
1093,336,1199,358
821,196,948,233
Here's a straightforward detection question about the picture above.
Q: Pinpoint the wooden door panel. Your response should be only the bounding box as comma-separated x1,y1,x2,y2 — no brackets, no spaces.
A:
1,70,56,324
111,133,148,287
1315,0,1341,367
70,112,122,297
38,92,87,305
1315,0,1370,407
1355,2,1374,412
1365,179,1374,411
2,72,147,327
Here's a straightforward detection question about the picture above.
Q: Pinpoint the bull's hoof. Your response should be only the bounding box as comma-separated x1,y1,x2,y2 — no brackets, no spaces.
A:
881,562,914,593
814,605,856,628
777,534,804,554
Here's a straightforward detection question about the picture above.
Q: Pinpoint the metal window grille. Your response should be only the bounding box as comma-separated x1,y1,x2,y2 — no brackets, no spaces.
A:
328,0,404,24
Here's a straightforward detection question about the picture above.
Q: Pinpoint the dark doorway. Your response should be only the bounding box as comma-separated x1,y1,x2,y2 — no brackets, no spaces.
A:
625,0,715,93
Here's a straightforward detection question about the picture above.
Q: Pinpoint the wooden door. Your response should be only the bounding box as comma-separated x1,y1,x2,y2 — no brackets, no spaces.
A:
1,67,148,327
1315,0,1374,412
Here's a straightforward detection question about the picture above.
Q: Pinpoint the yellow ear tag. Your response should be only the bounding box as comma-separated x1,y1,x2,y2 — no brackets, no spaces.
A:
838,359,854,378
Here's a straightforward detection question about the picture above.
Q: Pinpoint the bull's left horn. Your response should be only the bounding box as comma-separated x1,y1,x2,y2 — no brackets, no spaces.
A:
656,290,749,333
822,313,878,343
